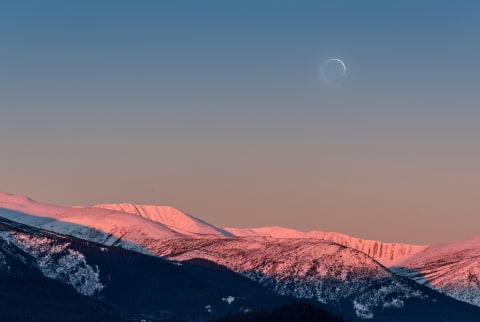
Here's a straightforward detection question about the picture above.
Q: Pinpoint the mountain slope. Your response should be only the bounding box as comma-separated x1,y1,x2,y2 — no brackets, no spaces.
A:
94,203,232,237
0,192,184,254
0,221,122,322
225,226,480,310
0,215,307,321
224,226,427,267
1,192,480,320
392,237,480,307
154,236,480,321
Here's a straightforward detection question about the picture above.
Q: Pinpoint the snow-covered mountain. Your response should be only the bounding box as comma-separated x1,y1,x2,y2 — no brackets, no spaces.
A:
391,237,480,307
0,214,306,321
1,192,480,321
225,225,480,309
223,224,480,312
156,236,432,320
0,192,191,256
94,203,233,237
224,226,428,267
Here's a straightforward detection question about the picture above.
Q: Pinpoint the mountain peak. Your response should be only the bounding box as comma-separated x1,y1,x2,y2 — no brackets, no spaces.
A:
94,203,233,237
0,192,36,206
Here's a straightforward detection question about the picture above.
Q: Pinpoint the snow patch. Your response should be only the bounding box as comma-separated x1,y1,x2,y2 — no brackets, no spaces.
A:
3,232,104,296
222,296,235,304
353,300,374,319
382,298,404,309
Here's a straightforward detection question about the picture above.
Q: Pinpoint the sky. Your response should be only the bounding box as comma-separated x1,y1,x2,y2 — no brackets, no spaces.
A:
1,1,480,244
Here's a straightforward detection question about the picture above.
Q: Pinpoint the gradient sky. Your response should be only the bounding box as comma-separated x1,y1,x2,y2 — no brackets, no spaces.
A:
1,1,480,244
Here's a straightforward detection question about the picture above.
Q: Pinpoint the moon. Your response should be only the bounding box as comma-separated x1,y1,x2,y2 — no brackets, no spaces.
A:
320,58,346,82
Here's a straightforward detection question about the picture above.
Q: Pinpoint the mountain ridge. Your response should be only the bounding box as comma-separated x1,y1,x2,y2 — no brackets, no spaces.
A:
94,203,233,237
1,192,480,318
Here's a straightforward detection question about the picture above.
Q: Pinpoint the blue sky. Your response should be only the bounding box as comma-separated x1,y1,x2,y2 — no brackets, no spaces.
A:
1,1,480,243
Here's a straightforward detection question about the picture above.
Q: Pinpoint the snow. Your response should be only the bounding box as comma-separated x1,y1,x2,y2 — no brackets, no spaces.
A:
222,296,235,304
224,226,306,239
225,225,427,267
0,231,104,296
161,236,425,318
0,192,425,267
2,191,480,313
94,203,233,237
0,192,186,255
393,237,480,307
353,300,374,319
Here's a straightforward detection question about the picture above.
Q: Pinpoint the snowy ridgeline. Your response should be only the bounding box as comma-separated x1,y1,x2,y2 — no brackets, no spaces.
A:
0,231,104,296
1,192,480,320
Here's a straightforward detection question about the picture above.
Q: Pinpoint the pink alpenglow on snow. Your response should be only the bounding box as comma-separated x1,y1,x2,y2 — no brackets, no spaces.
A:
1,192,479,309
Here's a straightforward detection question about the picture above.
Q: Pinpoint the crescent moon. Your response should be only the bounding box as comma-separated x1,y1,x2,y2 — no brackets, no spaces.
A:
320,58,347,82
327,58,346,75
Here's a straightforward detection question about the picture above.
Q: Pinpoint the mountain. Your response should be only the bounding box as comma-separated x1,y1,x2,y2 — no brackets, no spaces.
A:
0,214,308,321
225,225,480,309
0,222,122,322
156,235,480,321
224,227,427,267
391,237,480,307
0,192,194,258
94,203,233,237
225,227,480,306
1,192,480,321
